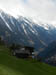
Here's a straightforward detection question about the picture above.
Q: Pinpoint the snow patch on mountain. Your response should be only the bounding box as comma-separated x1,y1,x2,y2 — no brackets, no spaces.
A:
0,12,13,32
10,17,15,26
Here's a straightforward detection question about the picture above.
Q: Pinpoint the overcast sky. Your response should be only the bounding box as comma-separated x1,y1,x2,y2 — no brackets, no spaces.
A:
0,0,56,24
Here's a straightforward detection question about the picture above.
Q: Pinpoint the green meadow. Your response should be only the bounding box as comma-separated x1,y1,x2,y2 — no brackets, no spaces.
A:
0,45,56,75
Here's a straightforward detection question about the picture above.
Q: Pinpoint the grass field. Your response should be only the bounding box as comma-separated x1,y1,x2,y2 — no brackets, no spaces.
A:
0,45,56,75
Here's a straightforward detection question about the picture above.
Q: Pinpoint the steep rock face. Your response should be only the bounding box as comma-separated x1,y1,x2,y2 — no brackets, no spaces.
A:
0,10,56,51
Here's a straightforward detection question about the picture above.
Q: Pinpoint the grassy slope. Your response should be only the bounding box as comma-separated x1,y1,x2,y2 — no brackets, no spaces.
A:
0,46,56,75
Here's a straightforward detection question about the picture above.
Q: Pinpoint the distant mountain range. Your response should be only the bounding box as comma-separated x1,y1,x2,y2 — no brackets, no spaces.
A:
0,9,56,52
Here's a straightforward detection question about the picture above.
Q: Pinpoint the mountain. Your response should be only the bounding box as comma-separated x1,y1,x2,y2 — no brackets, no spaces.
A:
39,41,56,64
39,41,56,58
0,9,56,51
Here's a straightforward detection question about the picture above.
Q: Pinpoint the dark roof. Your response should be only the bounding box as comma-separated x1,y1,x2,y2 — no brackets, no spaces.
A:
25,46,34,49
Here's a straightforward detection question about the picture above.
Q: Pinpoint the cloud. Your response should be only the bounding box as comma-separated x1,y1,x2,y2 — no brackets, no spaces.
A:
0,0,56,24
25,0,56,24
0,0,24,17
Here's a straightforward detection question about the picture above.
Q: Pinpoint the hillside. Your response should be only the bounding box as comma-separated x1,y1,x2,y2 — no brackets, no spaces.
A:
39,41,56,59
39,41,56,65
0,10,56,51
0,45,56,75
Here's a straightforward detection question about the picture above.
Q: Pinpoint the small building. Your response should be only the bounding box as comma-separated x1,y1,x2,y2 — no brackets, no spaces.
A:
10,45,34,58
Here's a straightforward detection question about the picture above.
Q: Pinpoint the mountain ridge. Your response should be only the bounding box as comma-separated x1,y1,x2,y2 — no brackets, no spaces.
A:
0,9,56,51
